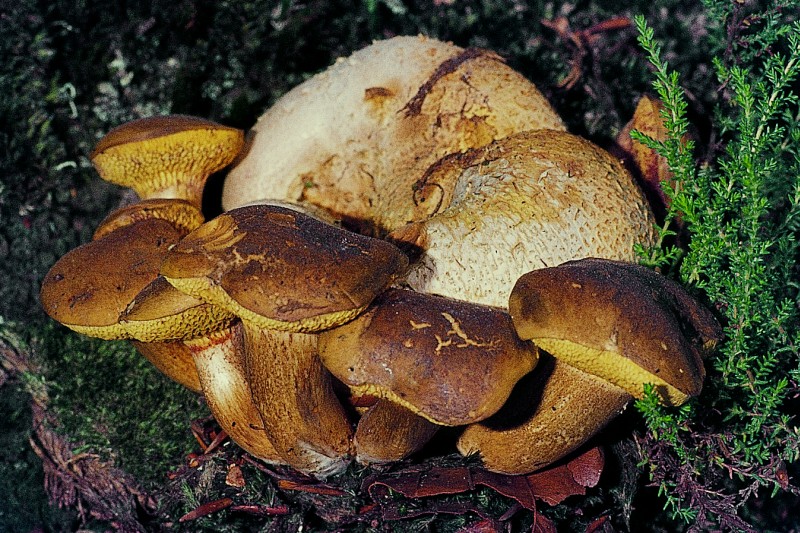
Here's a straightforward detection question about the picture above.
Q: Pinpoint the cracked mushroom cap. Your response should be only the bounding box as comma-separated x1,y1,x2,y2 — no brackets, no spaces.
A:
160,204,409,332
222,35,565,231
91,115,244,208
390,130,658,309
508,258,722,406
318,288,539,426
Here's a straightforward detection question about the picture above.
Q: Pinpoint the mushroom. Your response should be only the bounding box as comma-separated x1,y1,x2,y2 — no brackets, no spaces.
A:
318,288,538,462
128,340,202,393
222,35,565,232
160,204,409,476
122,277,284,463
92,198,205,241
39,198,206,391
456,258,722,474
348,399,441,464
91,115,244,208
39,217,187,341
389,129,659,308
39,37,723,480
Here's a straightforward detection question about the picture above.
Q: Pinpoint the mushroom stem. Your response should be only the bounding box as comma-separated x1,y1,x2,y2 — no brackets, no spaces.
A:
457,355,630,474
186,323,284,464
354,399,439,464
243,324,353,477
130,340,202,393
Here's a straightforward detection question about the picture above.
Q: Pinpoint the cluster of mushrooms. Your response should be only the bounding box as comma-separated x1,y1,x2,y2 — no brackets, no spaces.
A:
40,36,722,478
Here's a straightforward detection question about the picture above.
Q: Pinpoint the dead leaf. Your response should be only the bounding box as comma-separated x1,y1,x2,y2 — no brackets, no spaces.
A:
363,446,605,515
532,512,559,533
230,503,290,516
526,446,605,506
567,446,605,487
585,514,611,533
614,95,682,221
278,478,348,496
225,463,246,488
380,500,492,522
178,497,233,522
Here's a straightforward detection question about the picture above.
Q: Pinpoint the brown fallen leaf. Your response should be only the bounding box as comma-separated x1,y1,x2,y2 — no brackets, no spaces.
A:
277,478,349,496
229,503,290,516
380,500,493,522
614,95,686,222
532,512,559,533
225,462,246,488
585,514,611,533
526,446,605,506
363,446,605,514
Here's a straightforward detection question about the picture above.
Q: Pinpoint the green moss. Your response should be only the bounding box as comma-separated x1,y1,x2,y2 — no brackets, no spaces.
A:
32,324,207,487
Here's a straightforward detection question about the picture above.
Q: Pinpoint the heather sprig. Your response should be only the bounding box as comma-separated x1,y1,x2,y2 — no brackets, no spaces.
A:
634,9,800,528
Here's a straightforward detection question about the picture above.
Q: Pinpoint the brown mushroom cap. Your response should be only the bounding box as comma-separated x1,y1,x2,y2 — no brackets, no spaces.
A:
160,204,409,332
318,288,538,426
121,276,235,343
91,115,244,207
508,258,720,406
40,218,184,340
93,198,204,241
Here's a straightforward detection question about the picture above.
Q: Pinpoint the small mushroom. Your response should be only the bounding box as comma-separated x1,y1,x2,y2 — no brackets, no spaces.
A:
40,217,186,340
40,200,205,390
351,399,440,464
318,288,538,462
122,279,283,464
457,258,722,474
91,115,244,208
160,204,409,476
93,198,205,241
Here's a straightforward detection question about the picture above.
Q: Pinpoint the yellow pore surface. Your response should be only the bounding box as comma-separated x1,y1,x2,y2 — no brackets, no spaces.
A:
533,338,690,406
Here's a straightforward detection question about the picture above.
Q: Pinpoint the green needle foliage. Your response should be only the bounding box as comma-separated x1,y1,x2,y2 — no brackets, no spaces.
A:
633,3,800,529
